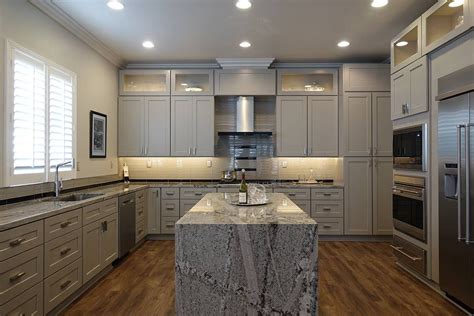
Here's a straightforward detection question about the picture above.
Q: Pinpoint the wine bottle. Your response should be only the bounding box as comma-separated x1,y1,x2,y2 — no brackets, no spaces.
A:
239,169,248,204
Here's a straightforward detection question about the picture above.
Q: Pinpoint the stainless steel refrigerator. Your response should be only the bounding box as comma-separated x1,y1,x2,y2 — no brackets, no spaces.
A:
437,65,473,312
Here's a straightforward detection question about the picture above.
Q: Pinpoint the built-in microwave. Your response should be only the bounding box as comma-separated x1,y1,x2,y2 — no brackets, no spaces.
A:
393,124,427,171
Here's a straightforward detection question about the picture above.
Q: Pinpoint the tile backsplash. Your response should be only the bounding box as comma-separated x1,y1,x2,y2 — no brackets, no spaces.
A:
119,157,343,182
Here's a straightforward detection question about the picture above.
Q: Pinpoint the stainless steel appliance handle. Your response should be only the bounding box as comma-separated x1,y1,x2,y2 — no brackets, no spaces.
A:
466,124,472,245
457,125,464,242
390,245,422,262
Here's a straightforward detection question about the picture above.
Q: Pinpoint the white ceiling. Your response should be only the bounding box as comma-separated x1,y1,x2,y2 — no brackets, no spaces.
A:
52,0,437,64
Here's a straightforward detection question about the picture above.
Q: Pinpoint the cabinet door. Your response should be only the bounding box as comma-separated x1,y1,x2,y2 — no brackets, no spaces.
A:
194,97,215,156
391,70,409,120
82,221,102,283
344,157,373,235
145,97,170,156
214,69,276,95
407,57,428,116
101,214,118,267
180,200,200,217
372,93,393,157
342,64,390,92
147,188,160,234
118,97,144,156
171,96,194,156
276,96,308,156
342,93,372,156
119,69,170,96
308,96,338,156
373,157,393,235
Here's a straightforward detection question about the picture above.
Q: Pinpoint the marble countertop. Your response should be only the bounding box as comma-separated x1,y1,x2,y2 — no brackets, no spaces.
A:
0,183,148,231
177,193,317,225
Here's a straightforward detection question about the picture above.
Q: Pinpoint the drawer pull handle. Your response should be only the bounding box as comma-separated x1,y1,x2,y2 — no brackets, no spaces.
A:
60,247,72,256
166,192,174,196
60,280,72,290
9,238,24,247
138,229,143,234
390,245,422,262
138,211,143,215
60,221,71,228
166,207,175,210
288,193,296,197
102,221,108,232
19,313,26,316
323,193,332,197
194,193,203,196
166,224,174,228
322,224,332,229
323,207,332,211
122,199,134,205
9,272,26,283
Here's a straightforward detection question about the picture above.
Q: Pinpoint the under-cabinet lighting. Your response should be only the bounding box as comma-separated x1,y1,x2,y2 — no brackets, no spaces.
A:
239,41,251,48
449,0,464,8
142,41,155,49
107,0,124,10
236,0,252,9
371,0,388,8
396,41,408,47
337,40,350,48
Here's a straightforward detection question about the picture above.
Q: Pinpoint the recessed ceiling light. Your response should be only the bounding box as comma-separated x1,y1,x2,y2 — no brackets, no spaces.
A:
107,0,124,10
239,41,251,48
396,41,408,47
337,40,350,48
236,0,252,9
142,41,155,49
449,0,464,7
371,0,388,8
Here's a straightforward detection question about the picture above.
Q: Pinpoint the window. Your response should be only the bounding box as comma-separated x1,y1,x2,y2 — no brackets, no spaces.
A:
5,41,76,185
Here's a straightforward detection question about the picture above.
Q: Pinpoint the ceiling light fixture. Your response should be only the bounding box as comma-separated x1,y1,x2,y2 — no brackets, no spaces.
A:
239,41,251,48
337,40,350,48
107,0,124,10
371,0,388,8
142,41,155,49
236,0,252,9
449,0,464,7
396,41,408,47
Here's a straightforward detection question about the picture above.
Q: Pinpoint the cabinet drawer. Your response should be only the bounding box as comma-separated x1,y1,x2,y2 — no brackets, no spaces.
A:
136,220,146,243
0,281,43,316
162,188,179,200
44,208,82,241
392,235,426,276
179,200,199,217
136,190,146,203
161,217,178,234
311,201,344,218
0,245,43,305
136,201,146,223
161,200,180,217
180,188,216,200
83,199,118,226
44,229,82,277
0,221,44,261
274,188,311,200
44,259,82,313
311,189,343,200
293,200,311,215
101,198,118,219
316,218,344,235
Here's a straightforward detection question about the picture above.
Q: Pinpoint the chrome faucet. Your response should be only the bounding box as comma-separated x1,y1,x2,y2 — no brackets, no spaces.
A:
54,161,72,197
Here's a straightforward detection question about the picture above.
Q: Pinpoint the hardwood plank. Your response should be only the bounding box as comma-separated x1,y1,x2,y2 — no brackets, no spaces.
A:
63,241,463,316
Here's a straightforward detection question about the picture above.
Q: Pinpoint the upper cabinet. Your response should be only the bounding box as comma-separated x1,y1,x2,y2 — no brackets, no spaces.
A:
119,70,171,95
214,69,276,95
422,0,472,55
277,69,339,95
342,64,390,92
391,18,422,74
171,69,214,95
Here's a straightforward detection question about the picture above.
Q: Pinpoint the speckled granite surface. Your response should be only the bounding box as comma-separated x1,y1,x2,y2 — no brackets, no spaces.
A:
0,183,147,231
175,193,318,315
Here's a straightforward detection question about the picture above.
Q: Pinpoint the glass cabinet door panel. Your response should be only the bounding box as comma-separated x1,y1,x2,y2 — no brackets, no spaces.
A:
175,74,211,93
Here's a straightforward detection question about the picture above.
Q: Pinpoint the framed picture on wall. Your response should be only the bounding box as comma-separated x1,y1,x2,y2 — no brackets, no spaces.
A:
90,111,107,158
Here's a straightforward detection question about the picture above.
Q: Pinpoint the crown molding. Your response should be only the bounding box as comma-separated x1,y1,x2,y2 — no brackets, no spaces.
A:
271,62,342,69
216,58,275,69
29,0,124,67
126,63,221,69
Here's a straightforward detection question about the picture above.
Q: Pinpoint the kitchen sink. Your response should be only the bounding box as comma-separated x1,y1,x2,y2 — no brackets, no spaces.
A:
54,193,104,202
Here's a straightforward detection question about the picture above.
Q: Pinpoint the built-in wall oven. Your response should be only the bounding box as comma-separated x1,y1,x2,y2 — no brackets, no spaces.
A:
393,124,427,171
392,175,426,242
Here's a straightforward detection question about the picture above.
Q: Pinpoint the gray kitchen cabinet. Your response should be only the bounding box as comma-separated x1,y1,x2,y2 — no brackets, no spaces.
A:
372,157,393,235
276,96,308,156
391,56,428,120
180,200,199,217
101,214,118,266
171,96,214,157
171,69,214,95
390,18,422,74
119,69,170,96
342,93,372,156
119,96,171,156
342,64,390,92
308,96,338,156
214,69,276,95
344,157,373,235
277,68,339,95
372,93,392,157
147,188,161,234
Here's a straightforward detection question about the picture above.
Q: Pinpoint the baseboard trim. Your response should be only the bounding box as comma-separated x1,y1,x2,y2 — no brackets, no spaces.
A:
319,235,392,242
147,234,175,241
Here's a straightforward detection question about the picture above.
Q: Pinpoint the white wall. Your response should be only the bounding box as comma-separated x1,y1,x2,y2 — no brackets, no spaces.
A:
0,0,119,187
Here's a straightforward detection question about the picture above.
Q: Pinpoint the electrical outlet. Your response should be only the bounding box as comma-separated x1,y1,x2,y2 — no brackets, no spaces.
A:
207,160,212,168
147,160,152,168
76,161,81,171
282,161,288,168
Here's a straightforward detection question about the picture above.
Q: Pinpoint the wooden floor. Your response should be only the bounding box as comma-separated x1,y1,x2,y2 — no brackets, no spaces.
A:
63,240,463,316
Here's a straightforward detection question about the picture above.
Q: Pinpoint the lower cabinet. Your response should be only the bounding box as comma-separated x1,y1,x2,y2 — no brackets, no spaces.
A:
147,188,161,234
161,217,179,234
0,281,43,316
179,200,200,217
316,218,344,235
372,157,394,235
135,190,147,243
44,259,82,313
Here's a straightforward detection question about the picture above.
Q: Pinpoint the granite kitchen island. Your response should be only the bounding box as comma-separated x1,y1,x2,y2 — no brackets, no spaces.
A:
175,193,318,315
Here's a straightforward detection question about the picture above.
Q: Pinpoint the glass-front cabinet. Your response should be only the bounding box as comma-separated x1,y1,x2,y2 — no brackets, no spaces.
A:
119,69,171,95
171,69,214,95
422,0,472,55
391,17,422,74
277,69,338,95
